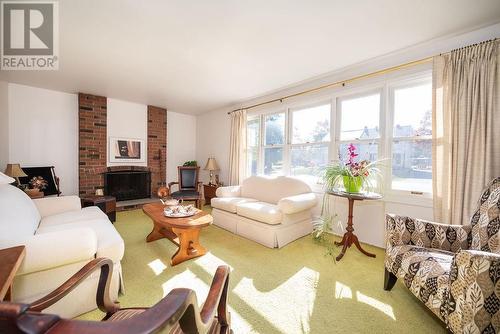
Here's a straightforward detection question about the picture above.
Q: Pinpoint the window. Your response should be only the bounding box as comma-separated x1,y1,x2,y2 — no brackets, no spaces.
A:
337,93,381,167
290,103,330,183
263,113,285,176
390,81,432,193
244,71,433,200
246,117,260,176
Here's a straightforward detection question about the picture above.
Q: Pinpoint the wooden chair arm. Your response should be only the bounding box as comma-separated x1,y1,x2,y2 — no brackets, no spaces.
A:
28,258,119,314
199,265,230,328
168,182,179,192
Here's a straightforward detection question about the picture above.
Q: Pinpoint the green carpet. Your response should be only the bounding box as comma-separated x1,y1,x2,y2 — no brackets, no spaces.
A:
78,208,446,333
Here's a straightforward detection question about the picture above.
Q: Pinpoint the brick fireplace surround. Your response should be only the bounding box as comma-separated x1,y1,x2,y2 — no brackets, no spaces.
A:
78,93,167,198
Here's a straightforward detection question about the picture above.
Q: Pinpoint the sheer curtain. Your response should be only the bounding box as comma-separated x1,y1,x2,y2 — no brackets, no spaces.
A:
432,40,500,225
228,109,247,185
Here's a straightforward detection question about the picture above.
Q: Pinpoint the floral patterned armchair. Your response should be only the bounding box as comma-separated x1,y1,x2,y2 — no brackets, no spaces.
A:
384,177,500,333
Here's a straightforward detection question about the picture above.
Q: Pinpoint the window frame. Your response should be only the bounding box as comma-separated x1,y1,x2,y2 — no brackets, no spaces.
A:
288,100,332,183
334,88,386,194
262,110,287,176
386,75,433,199
335,89,384,170
245,115,261,177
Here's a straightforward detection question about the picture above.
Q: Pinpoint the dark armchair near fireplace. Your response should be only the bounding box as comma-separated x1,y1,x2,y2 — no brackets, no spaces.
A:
168,166,203,209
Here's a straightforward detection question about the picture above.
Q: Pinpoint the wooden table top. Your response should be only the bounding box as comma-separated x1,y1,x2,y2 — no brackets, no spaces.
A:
81,195,116,203
327,190,382,201
0,245,26,300
143,203,212,229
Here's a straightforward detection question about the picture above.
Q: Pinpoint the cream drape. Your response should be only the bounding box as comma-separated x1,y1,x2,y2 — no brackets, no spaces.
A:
432,40,500,225
229,109,247,186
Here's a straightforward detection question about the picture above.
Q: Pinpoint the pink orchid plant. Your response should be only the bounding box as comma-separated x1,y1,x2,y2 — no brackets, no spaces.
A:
322,143,383,191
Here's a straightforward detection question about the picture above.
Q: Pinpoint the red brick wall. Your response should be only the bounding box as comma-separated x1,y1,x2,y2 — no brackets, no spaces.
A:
78,93,107,197
147,105,167,196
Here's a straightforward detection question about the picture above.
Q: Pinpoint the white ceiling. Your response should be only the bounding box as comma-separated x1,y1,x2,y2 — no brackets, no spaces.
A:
1,0,500,114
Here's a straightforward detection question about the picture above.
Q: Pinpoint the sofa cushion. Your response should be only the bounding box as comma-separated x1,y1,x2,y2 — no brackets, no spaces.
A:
211,197,258,213
33,196,82,218
17,228,98,275
241,176,312,204
386,244,453,320
0,184,41,240
39,206,108,228
236,202,282,225
278,193,317,214
470,177,500,253
37,219,125,263
215,186,241,198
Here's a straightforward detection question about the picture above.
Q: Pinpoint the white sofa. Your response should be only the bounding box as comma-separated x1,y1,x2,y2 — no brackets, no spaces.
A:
0,173,124,318
211,176,318,248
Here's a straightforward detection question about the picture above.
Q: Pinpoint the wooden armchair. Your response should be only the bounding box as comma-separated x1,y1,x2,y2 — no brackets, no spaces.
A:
168,166,203,209
0,258,231,334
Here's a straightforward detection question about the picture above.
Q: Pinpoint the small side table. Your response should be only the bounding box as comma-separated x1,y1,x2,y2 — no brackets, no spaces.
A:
203,184,219,206
327,190,382,261
0,245,26,301
81,195,116,223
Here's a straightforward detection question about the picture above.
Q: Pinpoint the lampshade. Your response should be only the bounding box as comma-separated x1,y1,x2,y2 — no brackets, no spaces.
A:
4,164,27,178
0,172,15,185
203,157,220,171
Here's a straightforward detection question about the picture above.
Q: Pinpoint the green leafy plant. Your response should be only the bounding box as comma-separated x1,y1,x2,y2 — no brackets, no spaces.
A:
312,191,341,259
183,160,198,167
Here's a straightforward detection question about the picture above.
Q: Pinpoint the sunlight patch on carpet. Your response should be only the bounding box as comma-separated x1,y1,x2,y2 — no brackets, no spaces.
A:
148,259,168,275
335,281,353,299
194,252,234,272
356,291,396,320
233,267,319,334
335,281,395,320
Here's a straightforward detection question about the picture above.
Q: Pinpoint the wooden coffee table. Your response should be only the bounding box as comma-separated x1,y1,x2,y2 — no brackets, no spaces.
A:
143,203,212,266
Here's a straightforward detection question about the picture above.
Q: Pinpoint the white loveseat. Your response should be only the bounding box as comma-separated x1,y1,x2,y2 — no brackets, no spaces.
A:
0,174,124,318
211,176,318,248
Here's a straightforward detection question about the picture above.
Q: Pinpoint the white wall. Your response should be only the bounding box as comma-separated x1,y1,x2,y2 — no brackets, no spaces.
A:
8,84,78,195
107,98,148,167
196,110,230,185
195,24,500,248
167,111,197,184
0,81,8,170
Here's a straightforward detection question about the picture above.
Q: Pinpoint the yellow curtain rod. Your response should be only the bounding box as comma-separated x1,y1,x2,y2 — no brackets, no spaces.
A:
227,38,498,115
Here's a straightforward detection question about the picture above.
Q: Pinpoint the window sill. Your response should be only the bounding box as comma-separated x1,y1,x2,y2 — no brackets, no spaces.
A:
312,189,433,208
382,193,433,208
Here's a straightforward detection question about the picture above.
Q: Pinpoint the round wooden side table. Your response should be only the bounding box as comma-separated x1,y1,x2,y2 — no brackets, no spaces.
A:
327,190,382,261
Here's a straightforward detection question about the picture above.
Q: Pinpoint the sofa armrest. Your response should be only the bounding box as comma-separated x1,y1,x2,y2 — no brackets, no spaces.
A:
1,228,97,275
33,196,82,218
448,250,500,333
278,193,317,214
385,214,470,252
215,186,241,198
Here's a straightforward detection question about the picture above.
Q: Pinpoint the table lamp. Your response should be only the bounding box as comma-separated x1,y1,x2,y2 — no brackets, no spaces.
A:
203,157,220,185
4,164,27,186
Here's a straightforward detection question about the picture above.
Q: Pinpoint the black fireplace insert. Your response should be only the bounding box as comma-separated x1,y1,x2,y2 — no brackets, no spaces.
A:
104,169,151,201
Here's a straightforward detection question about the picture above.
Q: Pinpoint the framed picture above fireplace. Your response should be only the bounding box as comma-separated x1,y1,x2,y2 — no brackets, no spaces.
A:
109,137,146,163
